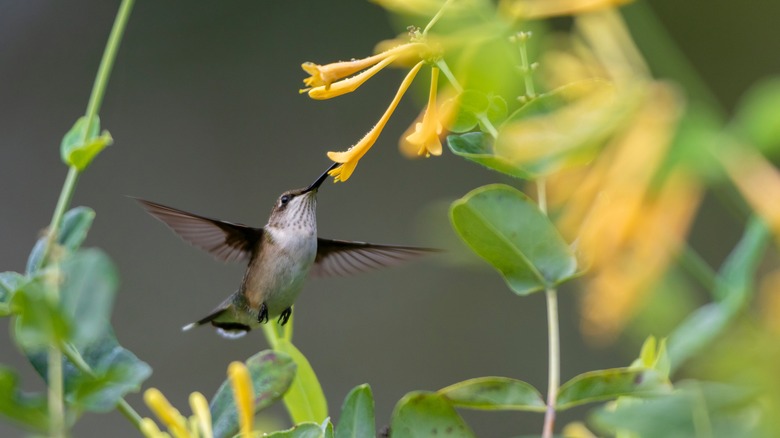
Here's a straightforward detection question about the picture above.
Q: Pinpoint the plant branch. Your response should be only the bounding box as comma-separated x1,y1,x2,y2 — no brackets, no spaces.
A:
48,346,65,438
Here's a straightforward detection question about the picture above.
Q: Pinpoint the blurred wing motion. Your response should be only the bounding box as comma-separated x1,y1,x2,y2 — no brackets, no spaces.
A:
134,198,262,263
312,238,440,277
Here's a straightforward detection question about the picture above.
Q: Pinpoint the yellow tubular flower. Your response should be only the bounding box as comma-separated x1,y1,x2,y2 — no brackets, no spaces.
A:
327,61,425,182
144,388,190,438
306,55,398,100
228,361,254,437
140,417,171,438
401,67,442,157
301,43,425,93
189,392,213,438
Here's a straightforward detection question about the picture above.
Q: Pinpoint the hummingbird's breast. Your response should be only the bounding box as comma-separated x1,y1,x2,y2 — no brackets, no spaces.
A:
241,226,317,316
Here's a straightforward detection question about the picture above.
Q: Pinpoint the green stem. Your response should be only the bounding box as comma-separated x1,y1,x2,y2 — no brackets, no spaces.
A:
422,0,455,36
37,0,135,271
537,180,559,438
61,342,144,430
48,346,65,438
436,59,500,139
542,287,560,438
515,32,536,99
678,244,717,292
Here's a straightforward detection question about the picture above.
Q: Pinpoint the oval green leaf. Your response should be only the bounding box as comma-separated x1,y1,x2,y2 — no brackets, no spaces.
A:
557,367,670,411
0,365,48,432
265,418,334,438
335,384,375,438
210,350,297,438
450,184,577,295
391,391,475,438
26,329,152,413
447,132,534,179
438,377,545,411
26,206,95,275
731,76,780,157
0,271,26,315
275,338,329,425
61,116,113,171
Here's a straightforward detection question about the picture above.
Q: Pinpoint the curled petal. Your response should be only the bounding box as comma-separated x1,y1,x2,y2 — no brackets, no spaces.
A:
140,418,168,438
326,62,425,182
228,361,254,437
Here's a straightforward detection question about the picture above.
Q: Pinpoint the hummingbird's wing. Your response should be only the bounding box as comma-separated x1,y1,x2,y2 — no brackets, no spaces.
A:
135,198,262,263
312,238,439,277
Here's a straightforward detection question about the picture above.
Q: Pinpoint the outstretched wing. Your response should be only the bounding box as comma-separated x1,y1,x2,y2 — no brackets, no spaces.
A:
312,238,439,277
134,198,262,263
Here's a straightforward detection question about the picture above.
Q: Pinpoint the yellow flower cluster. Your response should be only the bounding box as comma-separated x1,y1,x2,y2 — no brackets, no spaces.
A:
301,41,445,182
140,361,255,438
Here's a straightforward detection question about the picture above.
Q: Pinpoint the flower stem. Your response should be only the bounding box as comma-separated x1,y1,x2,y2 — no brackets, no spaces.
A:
542,287,560,438
48,346,65,438
423,0,455,36
514,31,536,100
537,179,559,438
435,59,500,139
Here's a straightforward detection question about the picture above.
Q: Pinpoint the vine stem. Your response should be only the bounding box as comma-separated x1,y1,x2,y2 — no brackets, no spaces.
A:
37,0,135,434
538,179,559,438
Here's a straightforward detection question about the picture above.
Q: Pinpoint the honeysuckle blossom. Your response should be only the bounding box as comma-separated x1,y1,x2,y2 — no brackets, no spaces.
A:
327,61,425,182
400,67,443,157
140,361,254,438
301,43,425,98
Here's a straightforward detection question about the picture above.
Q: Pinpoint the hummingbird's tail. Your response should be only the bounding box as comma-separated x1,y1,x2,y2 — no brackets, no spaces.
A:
182,304,251,339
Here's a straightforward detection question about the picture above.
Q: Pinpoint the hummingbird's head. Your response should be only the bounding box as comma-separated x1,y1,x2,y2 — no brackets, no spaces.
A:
267,163,336,229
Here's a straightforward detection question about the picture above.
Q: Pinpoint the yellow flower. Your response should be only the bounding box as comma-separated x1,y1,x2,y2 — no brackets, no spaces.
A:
141,361,256,438
400,67,443,158
228,361,254,437
301,43,425,99
327,61,425,182
499,0,632,19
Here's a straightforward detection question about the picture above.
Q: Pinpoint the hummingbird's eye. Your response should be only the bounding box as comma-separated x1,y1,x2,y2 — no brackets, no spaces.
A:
280,194,291,206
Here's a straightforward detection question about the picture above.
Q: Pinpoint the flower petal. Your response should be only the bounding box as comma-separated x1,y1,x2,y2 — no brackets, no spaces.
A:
228,361,254,437
189,392,213,438
325,61,425,181
144,388,190,438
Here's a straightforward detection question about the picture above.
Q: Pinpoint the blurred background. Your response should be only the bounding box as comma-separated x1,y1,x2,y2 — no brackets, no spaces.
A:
1,0,779,436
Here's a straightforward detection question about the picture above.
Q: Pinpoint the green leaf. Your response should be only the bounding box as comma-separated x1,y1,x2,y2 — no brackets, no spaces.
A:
26,330,152,413
667,216,770,372
391,391,475,438
731,76,780,157
335,384,375,438
0,365,48,432
448,91,508,134
438,377,545,411
630,336,670,379
60,116,113,171
59,249,117,348
26,206,96,275
592,381,763,438
11,279,70,351
449,184,577,295
447,132,534,179
210,350,297,438
275,339,329,425
556,368,670,411
0,271,26,316
265,418,334,438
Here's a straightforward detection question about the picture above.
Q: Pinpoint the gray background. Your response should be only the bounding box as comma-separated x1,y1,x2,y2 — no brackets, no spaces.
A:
1,1,778,436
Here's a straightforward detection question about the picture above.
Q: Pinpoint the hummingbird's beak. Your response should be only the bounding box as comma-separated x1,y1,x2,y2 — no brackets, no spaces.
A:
303,163,340,193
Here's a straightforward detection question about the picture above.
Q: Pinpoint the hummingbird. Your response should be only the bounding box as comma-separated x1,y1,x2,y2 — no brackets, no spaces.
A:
135,164,436,338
